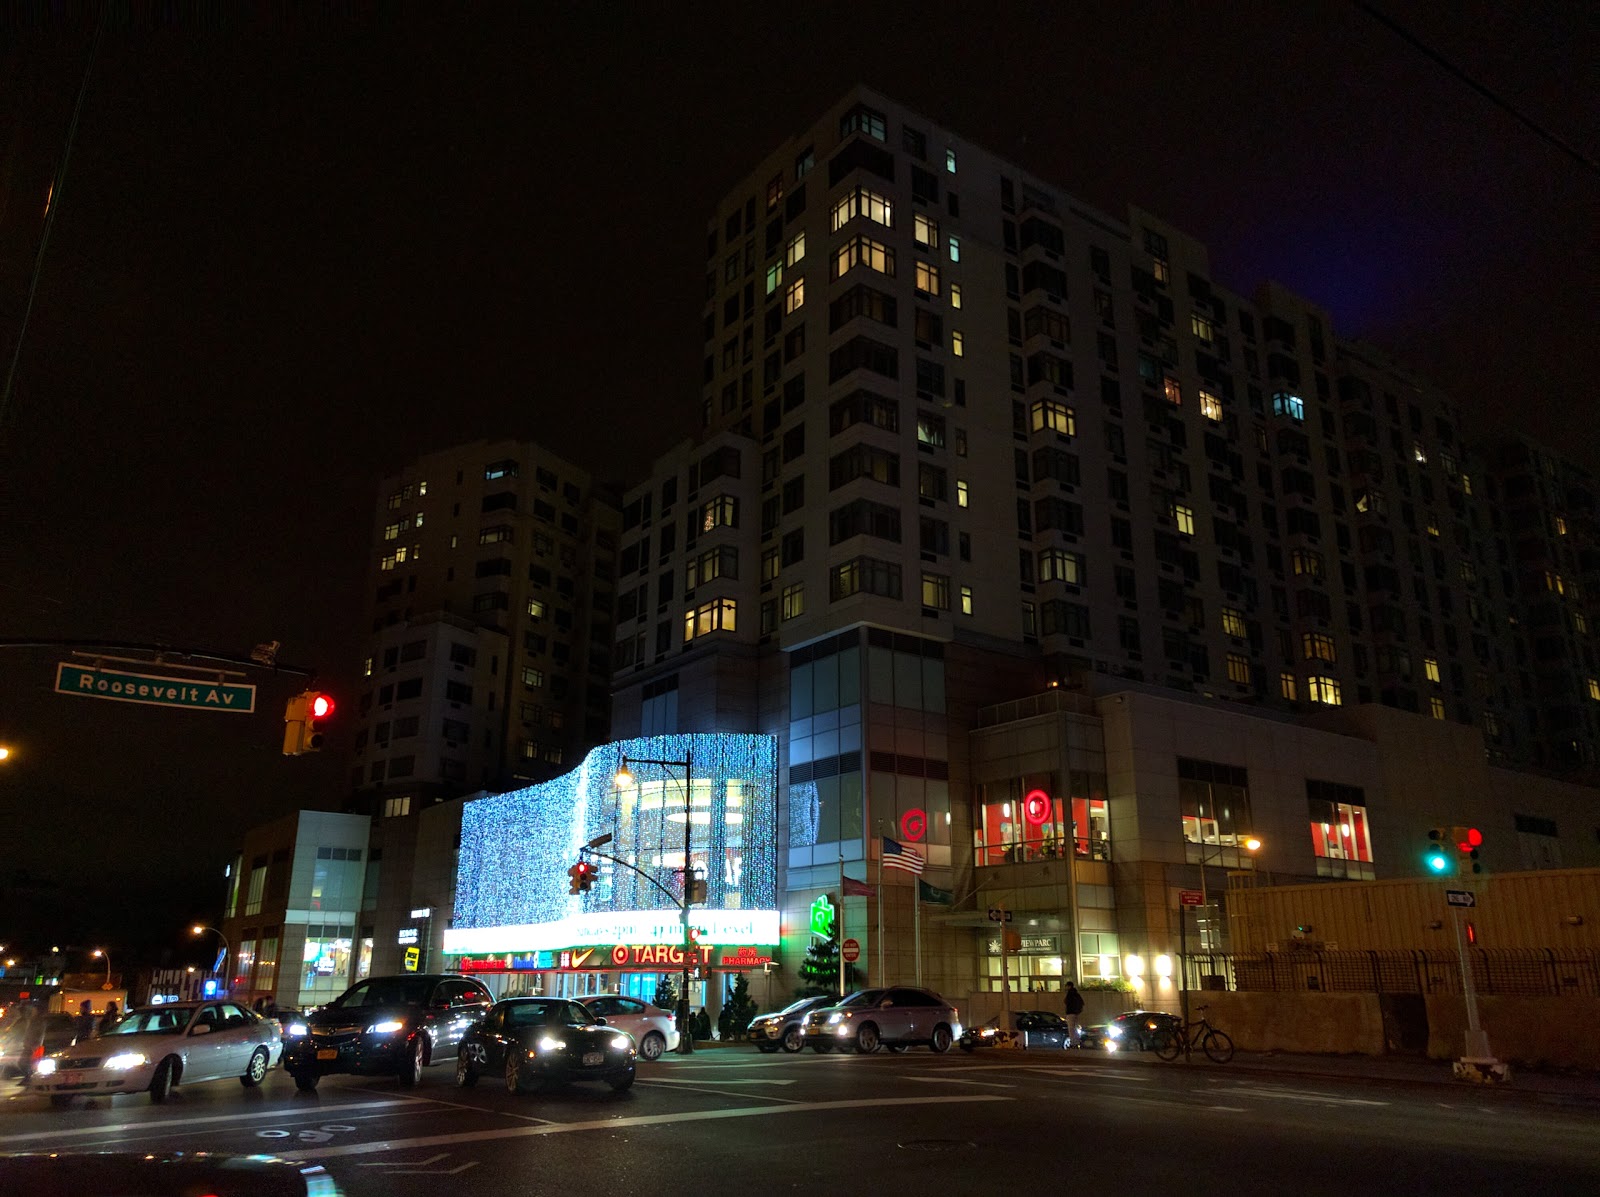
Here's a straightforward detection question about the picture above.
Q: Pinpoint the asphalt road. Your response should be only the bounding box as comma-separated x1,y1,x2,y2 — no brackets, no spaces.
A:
4,1046,1598,1195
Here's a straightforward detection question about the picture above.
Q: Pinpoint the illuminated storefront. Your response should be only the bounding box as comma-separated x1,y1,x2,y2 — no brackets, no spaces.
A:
444,733,780,1000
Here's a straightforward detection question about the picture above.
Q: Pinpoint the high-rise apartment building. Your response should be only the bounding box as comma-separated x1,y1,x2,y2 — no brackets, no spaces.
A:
351,439,621,808
597,86,1600,1001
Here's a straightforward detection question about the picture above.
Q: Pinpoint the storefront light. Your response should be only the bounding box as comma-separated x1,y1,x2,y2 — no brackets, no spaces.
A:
1125,954,1145,978
1155,954,1173,978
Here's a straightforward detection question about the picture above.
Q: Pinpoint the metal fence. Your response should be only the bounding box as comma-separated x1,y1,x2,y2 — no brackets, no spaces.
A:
1186,949,1600,998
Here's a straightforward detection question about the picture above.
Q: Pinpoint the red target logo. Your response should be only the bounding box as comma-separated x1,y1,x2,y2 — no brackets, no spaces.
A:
1023,789,1052,826
900,808,927,842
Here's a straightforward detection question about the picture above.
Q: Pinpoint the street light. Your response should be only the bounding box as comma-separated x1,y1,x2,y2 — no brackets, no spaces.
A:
91,948,112,990
615,748,696,1055
191,924,229,989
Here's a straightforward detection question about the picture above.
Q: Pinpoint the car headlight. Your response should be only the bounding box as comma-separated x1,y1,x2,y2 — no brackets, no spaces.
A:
537,1036,564,1052
368,1020,405,1034
826,1012,846,1024
34,1058,56,1077
104,1052,148,1071
1106,1025,1123,1039
286,1022,308,1037
612,1036,631,1051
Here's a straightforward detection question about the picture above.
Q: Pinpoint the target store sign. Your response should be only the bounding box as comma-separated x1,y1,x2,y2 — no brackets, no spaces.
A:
900,808,927,842
1023,789,1053,825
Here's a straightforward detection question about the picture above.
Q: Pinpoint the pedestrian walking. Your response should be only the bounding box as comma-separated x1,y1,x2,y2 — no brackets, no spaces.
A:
74,999,97,1041
96,1000,121,1035
1063,981,1085,1046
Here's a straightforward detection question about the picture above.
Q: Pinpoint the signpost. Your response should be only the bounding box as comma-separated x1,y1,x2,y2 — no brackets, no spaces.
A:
1178,889,1204,1058
55,663,257,714
1446,889,1476,908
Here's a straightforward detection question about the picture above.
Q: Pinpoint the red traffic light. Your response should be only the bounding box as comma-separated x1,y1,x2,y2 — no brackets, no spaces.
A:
1459,827,1483,852
308,693,335,719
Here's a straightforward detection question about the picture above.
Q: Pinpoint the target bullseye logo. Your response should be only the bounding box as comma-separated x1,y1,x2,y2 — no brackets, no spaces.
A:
1023,789,1052,826
900,808,927,842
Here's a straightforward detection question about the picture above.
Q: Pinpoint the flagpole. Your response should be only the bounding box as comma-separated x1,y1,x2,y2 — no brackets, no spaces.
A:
914,875,922,986
876,824,885,987
838,839,846,996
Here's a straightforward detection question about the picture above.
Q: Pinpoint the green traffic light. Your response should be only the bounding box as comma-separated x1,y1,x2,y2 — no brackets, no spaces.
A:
1425,849,1451,874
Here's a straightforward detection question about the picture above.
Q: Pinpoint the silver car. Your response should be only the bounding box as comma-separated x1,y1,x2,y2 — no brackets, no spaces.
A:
575,995,678,1060
32,1000,281,1106
802,987,962,1054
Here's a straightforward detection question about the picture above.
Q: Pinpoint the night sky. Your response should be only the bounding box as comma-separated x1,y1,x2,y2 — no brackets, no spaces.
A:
0,3,1595,963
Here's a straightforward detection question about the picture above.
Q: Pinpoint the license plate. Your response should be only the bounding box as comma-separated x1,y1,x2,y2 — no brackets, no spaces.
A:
582,1052,603,1067
58,1071,82,1085
317,1049,338,1060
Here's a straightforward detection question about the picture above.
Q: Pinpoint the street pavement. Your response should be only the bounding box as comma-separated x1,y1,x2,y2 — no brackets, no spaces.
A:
2,1043,1598,1195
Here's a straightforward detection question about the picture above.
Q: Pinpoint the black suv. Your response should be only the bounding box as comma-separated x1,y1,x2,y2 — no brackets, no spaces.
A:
283,974,492,1091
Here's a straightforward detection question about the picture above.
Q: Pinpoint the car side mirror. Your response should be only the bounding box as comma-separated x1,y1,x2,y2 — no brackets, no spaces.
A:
594,1016,607,1025
190,1024,212,1036
879,1000,893,1009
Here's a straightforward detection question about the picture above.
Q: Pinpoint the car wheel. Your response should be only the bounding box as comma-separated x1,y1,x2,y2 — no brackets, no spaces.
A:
781,1026,804,1053
241,1047,270,1087
854,1023,880,1054
148,1058,175,1103
292,1071,319,1092
607,1070,635,1092
49,1094,74,1109
639,1031,666,1061
929,1025,953,1054
504,1054,527,1096
456,1052,478,1088
397,1036,425,1086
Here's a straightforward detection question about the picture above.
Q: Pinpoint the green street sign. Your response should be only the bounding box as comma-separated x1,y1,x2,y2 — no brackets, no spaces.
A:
55,663,257,714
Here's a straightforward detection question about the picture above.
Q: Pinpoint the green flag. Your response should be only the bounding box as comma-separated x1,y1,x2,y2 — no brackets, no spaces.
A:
918,879,953,905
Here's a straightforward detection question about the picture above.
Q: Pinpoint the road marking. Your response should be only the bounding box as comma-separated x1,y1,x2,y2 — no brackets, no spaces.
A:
359,1153,449,1167
382,1089,559,1124
902,1076,1016,1089
1207,1105,1247,1112
0,1099,410,1145
643,1077,797,1086
1223,1086,1389,1108
636,1080,802,1104
281,1095,1011,1161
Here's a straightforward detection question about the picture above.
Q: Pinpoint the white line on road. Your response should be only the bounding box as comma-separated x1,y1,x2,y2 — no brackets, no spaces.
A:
359,1153,451,1168
642,1078,797,1086
281,1095,1012,1162
1223,1086,1389,1107
902,1076,1016,1089
0,1099,411,1145
636,1080,803,1104
1207,1106,1248,1112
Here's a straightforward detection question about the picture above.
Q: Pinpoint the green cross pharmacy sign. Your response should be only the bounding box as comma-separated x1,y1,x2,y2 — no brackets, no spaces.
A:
56,663,257,714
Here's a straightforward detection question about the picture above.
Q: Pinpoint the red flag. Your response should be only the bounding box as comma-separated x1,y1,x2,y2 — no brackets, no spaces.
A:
842,873,876,898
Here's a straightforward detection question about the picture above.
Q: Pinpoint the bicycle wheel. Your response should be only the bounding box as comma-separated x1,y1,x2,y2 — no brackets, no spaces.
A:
1153,1028,1182,1061
1200,1028,1234,1064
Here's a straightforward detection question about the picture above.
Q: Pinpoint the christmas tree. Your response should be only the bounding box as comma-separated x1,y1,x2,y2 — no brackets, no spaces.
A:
718,973,759,1040
653,975,677,1011
797,934,856,997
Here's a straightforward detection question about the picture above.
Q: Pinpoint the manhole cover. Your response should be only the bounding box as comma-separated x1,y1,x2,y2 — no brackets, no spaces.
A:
898,1139,975,1152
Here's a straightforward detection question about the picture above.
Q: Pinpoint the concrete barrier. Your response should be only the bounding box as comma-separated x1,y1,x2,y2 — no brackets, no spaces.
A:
1187,991,1387,1055
1425,996,1600,1070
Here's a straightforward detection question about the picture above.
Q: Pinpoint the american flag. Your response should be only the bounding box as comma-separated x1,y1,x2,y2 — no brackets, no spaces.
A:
882,837,925,874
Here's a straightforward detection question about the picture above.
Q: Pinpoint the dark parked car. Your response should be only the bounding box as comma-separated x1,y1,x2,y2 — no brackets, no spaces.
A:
802,987,962,1054
959,1009,1080,1051
455,997,636,1095
747,994,838,1053
0,1012,79,1079
1088,1009,1183,1052
282,974,492,1091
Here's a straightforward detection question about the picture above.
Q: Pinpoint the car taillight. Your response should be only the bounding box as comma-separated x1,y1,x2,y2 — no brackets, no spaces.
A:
30,1045,43,1063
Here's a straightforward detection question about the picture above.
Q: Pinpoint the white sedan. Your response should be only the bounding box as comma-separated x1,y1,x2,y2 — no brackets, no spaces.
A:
576,995,679,1060
32,1000,281,1106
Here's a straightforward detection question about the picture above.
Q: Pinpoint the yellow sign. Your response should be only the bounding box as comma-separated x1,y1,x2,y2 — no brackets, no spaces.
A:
403,946,420,972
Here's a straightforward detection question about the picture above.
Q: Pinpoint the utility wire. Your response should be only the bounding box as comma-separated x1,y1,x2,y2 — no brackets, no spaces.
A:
1355,1,1599,176
0,10,106,436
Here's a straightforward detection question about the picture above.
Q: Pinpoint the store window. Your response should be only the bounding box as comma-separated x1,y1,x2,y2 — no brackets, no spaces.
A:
234,938,256,993
1306,780,1374,880
300,925,355,1003
255,934,279,998
1178,757,1256,869
974,775,1109,864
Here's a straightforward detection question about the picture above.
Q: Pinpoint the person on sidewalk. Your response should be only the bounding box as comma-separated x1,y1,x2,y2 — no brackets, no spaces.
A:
73,1000,97,1042
1063,982,1085,1046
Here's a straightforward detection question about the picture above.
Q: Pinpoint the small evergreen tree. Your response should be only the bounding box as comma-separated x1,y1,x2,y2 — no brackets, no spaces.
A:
718,973,759,1041
797,935,856,997
653,975,677,1011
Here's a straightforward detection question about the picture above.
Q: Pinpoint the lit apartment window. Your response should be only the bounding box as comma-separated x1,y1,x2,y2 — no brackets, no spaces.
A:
1302,632,1336,662
522,667,544,688
1545,571,1566,595
1226,654,1251,685
1356,489,1387,515
1291,549,1323,577
781,582,805,621
956,480,969,508
786,232,806,266
1029,400,1075,437
1190,314,1214,343
1424,657,1441,683
1280,672,1298,701
785,277,805,314
1221,608,1246,638
1198,388,1223,422
383,522,401,541
1413,442,1427,465
830,186,893,232
1038,548,1084,584
765,262,782,296
479,525,514,545
701,495,738,532
1430,696,1447,719
945,148,957,173
952,331,964,357
1426,522,1441,537
1576,613,1590,635
683,598,737,642
950,283,962,309
362,656,373,678
1461,473,1473,495
380,554,397,572
921,572,950,610
915,260,942,296
1306,675,1342,706
948,235,961,263
1587,677,1600,701
1555,515,1568,536
960,585,973,615
1163,377,1182,406
840,104,886,142
1272,391,1304,420
832,235,894,279
913,213,939,248
1174,504,1195,536
527,599,546,619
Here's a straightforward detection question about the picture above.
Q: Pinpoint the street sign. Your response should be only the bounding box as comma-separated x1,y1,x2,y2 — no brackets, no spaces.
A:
841,937,861,963
56,663,257,714
986,907,1013,923
1179,889,1205,907
1446,889,1476,908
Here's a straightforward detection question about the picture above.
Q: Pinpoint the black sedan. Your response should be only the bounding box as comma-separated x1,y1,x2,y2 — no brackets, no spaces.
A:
456,998,636,1096
1088,1009,1183,1052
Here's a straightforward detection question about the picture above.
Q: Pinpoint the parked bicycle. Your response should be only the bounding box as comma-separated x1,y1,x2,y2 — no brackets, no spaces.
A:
1152,1005,1234,1063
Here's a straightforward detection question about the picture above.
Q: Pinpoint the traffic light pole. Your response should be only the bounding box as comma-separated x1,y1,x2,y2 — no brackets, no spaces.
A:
1449,900,1508,1082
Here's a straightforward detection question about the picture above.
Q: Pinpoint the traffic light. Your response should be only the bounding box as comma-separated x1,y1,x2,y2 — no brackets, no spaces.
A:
1424,828,1453,875
567,860,597,895
282,690,335,755
281,692,308,755
567,863,584,895
1452,826,1484,874
685,873,707,906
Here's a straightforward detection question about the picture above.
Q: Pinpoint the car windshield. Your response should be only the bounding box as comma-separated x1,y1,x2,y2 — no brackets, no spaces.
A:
106,1009,186,1035
836,990,886,1008
778,996,829,1015
504,1001,591,1029
328,979,433,1009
